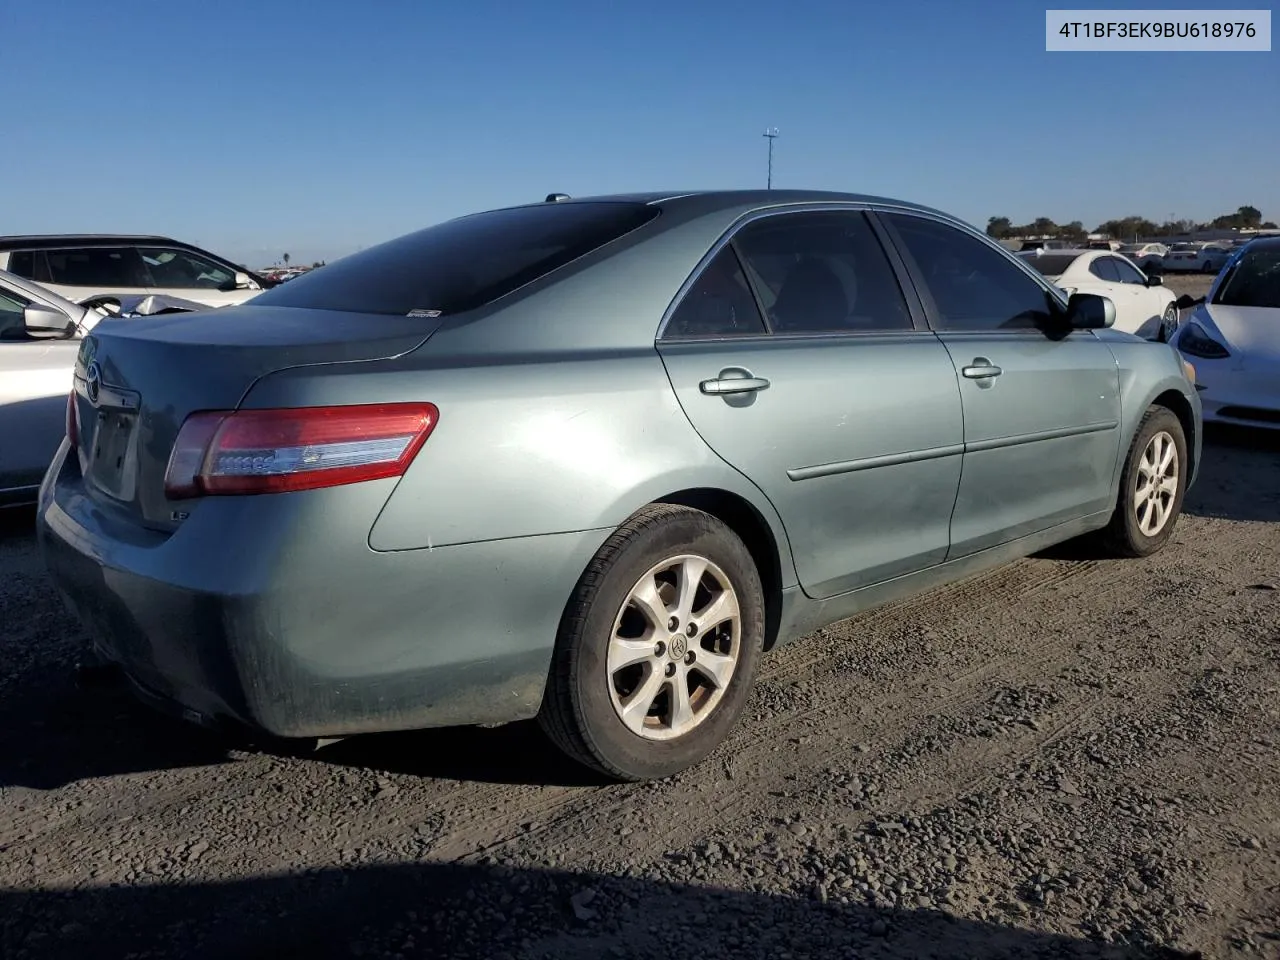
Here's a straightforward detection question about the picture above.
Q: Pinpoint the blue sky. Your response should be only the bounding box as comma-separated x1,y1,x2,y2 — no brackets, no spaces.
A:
6,0,1276,266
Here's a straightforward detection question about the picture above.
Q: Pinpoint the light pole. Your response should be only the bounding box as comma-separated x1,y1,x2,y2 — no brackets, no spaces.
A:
763,128,779,189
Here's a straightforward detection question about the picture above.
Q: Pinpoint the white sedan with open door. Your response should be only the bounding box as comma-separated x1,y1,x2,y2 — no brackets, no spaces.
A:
1019,248,1178,339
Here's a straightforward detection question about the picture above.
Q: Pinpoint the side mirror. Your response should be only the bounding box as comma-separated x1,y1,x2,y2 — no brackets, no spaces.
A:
1065,292,1115,330
233,271,258,290
24,303,77,338
1145,273,1163,287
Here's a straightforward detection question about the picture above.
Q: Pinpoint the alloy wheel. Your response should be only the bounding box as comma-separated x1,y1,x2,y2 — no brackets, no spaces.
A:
607,554,741,741
1135,430,1179,537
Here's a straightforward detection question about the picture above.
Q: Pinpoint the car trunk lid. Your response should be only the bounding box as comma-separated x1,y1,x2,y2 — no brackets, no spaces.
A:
70,305,443,530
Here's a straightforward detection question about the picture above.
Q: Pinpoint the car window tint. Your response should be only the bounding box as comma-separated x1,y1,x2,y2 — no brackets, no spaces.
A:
139,247,235,290
7,251,38,280
1020,253,1079,277
1212,244,1280,308
884,215,1053,332
0,287,30,340
732,212,912,334
253,202,660,317
664,246,766,339
1112,258,1147,285
44,248,148,288
1089,257,1122,283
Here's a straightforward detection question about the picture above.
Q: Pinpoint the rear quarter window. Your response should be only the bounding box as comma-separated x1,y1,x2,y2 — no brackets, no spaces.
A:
252,202,661,316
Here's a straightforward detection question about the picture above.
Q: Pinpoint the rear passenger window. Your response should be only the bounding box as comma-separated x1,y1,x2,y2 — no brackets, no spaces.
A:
1090,258,1122,282
43,248,149,288
884,214,1054,332
733,212,913,334
7,251,40,281
664,246,766,338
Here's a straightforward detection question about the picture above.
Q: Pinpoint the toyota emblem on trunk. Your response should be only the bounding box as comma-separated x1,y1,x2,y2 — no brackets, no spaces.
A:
85,362,102,406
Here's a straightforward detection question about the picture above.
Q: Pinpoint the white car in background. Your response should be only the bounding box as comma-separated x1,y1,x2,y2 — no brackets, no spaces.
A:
1176,237,1280,429
0,234,276,311
1019,248,1178,339
0,271,103,507
1163,242,1233,274
0,273,211,508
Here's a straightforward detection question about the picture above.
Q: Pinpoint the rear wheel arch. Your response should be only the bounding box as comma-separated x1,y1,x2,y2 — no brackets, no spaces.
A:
654,488,786,652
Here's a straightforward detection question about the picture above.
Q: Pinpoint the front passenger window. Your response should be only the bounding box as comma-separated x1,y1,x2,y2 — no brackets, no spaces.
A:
883,215,1054,332
1112,258,1148,285
139,247,235,290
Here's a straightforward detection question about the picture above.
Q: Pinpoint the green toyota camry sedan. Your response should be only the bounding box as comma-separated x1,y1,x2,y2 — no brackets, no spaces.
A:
37,190,1201,781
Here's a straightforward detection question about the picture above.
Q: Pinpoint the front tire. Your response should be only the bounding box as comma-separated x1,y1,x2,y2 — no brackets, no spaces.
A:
538,504,766,781
1101,406,1188,558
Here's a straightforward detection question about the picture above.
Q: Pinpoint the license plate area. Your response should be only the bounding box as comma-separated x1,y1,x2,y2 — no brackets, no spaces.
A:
88,409,141,501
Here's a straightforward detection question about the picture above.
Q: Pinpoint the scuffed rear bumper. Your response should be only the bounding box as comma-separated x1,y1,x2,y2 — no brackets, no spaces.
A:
37,442,609,739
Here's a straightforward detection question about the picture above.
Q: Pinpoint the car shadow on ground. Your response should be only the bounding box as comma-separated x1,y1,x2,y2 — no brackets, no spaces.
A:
0,667,237,790
1036,424,1280,563
0,860,1205,960
313,721,608,788
1183,425,1280,524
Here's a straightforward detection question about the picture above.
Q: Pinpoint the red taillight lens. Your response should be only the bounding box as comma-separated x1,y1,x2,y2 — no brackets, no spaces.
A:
163,403,438,499
65,390,79,447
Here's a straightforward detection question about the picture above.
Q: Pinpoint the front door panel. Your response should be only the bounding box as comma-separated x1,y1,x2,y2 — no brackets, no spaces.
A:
939,331,1122,557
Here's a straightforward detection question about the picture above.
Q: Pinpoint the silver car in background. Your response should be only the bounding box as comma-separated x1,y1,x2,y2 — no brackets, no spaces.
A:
38,191,1201,781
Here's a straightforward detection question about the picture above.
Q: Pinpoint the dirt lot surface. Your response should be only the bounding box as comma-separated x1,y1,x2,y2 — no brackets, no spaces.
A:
2,283,1277,960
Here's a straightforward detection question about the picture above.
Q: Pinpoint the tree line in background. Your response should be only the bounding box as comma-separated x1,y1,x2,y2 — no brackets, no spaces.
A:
985,205,1277,241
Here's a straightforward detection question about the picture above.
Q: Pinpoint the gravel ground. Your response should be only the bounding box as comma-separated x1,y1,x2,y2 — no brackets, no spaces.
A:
2,284,1277,959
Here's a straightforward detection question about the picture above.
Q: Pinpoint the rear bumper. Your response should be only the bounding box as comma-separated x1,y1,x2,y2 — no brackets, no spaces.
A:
37,442,610,738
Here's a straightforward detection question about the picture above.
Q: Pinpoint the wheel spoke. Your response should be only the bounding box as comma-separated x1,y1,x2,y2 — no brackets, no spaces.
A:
629,576,671,632
619,666,665,733
692,649,736,689
693,589,740,639
1137,499,1153,534
1157,439,1176,473
608,636,656,674
1157,475,1178,496
669,673,694,732
1149,499,1167,533
674,557,708,625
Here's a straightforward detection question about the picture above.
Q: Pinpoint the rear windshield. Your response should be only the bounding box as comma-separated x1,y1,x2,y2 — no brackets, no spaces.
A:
253,201,660,316
1212,244,1280,308
1020,253,1078,276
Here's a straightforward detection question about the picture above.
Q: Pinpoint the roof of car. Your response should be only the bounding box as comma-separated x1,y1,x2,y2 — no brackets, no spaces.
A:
0,234,181,250
501,189,952,219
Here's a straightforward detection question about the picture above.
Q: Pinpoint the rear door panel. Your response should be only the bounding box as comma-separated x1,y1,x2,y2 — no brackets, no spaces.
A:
660,335,963,598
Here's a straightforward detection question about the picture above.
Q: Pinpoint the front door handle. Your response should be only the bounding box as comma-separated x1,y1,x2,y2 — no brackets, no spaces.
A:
700,371,771,395
961,357,1003,380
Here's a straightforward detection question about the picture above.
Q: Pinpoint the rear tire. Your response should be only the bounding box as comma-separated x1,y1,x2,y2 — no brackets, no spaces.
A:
1101,406,1188,558
538,504,765,781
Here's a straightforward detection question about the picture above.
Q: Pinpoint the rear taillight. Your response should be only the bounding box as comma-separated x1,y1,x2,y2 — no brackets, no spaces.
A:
163,403,438,499
66,390,79,448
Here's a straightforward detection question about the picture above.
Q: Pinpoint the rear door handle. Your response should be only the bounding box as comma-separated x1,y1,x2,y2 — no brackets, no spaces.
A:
961,358,1002,380
700,374,771,396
